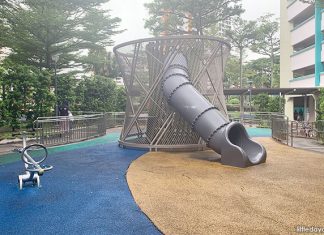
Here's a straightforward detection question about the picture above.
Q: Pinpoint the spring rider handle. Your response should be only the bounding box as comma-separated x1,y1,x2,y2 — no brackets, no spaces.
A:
16,132,53,190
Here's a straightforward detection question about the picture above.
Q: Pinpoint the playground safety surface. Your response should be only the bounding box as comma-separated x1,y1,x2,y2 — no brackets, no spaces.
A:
127,137,324,235
0,134,160,235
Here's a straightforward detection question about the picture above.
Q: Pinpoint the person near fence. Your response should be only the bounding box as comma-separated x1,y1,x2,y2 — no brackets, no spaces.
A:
59,103,69,134
302,122,312,138
294,110,298,120
298,109,304,121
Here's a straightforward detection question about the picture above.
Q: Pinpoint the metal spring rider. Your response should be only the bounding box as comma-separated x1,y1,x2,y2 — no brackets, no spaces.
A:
15,132,53,190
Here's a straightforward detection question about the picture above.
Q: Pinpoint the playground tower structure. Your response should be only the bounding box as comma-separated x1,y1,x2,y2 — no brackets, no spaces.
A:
114,35,230,151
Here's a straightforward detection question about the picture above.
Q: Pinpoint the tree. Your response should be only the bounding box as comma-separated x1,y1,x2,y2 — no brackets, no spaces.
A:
317,89,324,120
32,69,55,118
0,61,55,130
224,17,257,88
251,14,280,88
224,55,240,88
114,86,126,112
144,0,243,35
224,17,257,117
253,94,270,112
245,56,280,88
0,0,121,71
74,76,118,112
0,59,56,128
83,51,120,78
253,93,284,113
56,75,77,110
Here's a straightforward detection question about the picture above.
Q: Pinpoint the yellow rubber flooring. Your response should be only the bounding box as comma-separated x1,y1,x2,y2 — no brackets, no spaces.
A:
127,138,324,235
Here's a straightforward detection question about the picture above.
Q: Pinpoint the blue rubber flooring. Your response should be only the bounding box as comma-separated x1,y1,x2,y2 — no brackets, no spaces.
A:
0,136,161,235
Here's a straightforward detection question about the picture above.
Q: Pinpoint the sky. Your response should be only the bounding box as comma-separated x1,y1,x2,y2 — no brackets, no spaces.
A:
107,0,280,51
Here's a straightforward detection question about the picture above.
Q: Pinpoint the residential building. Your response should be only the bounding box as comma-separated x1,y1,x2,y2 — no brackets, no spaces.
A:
280,0,323,121
215,18,233,38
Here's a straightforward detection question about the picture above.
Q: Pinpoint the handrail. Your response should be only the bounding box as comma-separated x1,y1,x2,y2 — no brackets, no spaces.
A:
33,114,106,146
271,116,324,146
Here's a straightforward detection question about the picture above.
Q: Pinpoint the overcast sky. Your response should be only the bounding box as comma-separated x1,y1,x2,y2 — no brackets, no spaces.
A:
107,0,280,50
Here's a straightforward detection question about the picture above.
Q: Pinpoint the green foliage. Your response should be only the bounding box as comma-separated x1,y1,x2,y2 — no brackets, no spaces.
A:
318,88,324,120
316,87,324,143
251,14,280,58
224,55,240,88
0,61,54,130
29,69,55,119
225,17,257,52
144,0,243,35
268,96,283,113
253,94,270,112
0,58,126,130
244,56,280,88
223,14,279,89
224,17,257,88
228,97,240,105
74,76,125,112
253,93,284,113
251,14,280,88
224,55,280,89
114,87,126,112
57,75,76,109
83,51,120,78
0,0,121,71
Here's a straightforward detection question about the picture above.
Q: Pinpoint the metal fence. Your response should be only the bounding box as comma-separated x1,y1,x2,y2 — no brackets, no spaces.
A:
290,121,317,139
105,112,125,128
228,112,280,128
315,120,324,144
33,114,107,146
271,116,324,146
271,115,289,145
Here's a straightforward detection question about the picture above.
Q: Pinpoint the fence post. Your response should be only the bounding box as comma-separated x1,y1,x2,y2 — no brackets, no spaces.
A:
290,122,294,147
271,118,273,138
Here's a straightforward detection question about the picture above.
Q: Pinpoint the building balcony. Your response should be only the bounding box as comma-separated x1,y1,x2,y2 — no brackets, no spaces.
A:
291,11,324,46
287,0,312,22
289,72,324,87
291,42,324,71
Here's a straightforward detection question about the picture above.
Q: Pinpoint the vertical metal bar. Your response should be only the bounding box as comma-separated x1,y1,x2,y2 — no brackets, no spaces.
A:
290,120,293,146
304,95,307,121
271,117,273,139
315,0,323,86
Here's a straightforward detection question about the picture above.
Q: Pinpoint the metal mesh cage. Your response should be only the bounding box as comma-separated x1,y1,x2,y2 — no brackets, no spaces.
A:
114,35,230,151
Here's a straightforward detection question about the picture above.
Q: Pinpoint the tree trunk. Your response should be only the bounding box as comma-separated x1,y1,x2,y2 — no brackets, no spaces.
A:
239,48,243,88
239,48,244,122
270,51,274,88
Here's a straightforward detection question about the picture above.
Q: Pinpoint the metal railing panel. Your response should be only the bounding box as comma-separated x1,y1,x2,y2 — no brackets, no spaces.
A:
271,115,289,145
33,114,107,146
315,120,324,144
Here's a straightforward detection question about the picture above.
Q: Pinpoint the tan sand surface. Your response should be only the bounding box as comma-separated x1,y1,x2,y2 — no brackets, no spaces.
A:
127,138,324,235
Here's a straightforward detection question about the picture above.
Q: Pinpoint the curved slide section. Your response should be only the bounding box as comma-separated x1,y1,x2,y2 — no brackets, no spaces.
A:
162,53,266,167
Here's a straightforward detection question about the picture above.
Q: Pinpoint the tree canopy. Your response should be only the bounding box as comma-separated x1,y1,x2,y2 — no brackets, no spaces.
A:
245,56,280,88
0,61,55,130
224,17,257,88
0,0,122,71
251,14,280,87
0,60,126,130
74,76,125,112
144,0,244,35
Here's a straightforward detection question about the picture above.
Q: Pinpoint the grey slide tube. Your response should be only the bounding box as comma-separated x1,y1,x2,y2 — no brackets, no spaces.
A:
162,53,266,167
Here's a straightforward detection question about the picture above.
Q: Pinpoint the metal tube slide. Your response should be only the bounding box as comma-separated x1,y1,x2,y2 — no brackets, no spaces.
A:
162,53,266,167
